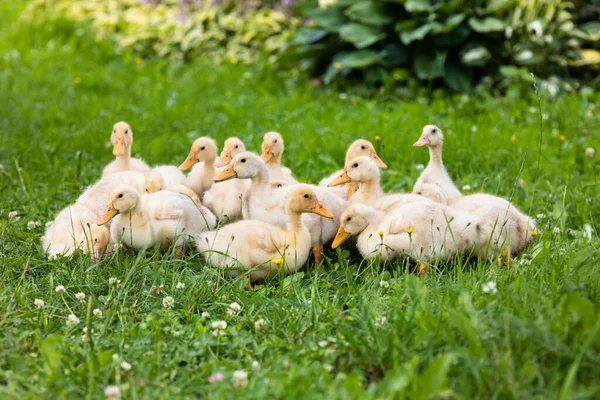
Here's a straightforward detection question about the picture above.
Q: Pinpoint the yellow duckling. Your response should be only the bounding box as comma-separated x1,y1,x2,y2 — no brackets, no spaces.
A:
260,131,298,184
179,137,218,198
102,122,151,177
197,186,333,281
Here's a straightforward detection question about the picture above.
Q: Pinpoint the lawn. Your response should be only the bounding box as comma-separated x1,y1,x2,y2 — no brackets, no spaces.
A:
1,1,600,398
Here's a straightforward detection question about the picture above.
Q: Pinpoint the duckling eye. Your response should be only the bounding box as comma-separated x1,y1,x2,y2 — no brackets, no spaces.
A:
94,238,98,242
361,145,366,150
235,145,239,149
125,130,128,134
347,217,352,221
353,163,359,168
277,183,283,188
241,158,246,163
118,193,124,198
274,140,278,143
201,146,205,150
113,130,116,134
303,194,309,199
431,128,437,134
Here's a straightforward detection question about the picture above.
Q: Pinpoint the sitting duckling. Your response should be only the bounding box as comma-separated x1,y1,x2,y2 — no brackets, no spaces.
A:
179,137,219,198
320,139,387,199
412,125,462,204
197,186,333,281
260,131,298,184
102,122,151,177
332,202,482,264
98,184,216,251
42,204,110,259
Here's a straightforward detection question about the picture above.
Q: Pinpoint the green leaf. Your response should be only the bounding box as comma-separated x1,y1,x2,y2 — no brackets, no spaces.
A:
345,1,393,26
339,23,385,49
443,61,472,92
468,17,505,33
380,43,408,67
400,23,442,45
499,65,533,81
292,28,328,45
432,14,466,34
340,49,381,69
413,52,447,80
460,45,491,66
405,0,434,12
581,22,600,41
483,0,515,13
40,334,64,375
323,52,351,84
307,7,347,32
416,354,456,398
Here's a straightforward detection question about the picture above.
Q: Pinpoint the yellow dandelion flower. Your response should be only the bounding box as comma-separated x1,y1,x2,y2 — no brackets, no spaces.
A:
333,62,342,69
375,136,381,142
272,257,284,265
378,231,384,237
406,227,414,234
530,230,538,237
559,135,566,142
74,77,81,84
497,257,503,263
510,135,517,141
230,57,239,65
134,57,142,64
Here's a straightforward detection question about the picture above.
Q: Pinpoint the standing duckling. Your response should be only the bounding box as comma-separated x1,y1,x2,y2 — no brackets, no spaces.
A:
98,184,216,251
260,131,298,184
102,122,151,177
197,186,333,281
412,125,462,204
179,137,219,198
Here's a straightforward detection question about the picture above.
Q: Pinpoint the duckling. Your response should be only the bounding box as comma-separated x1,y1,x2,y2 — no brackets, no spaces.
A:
203,137,251,221
412,125,462,204
260,131,298,183
197,186,333,281
271,180,290,190
452,193,536,258
102,122,151,177
76,171,148,218
332,202,482,264
98,184,216,251
42,204,110,259
145,167,202,205
328,156,425,210
179,137,219,198
320,139,387,199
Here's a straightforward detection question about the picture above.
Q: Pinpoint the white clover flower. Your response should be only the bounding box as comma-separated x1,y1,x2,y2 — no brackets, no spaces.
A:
8,211,20,222
529,20,543,36
0,164,4,172
379,280,390,289
254,318,266,332
173,330,182,337
81,327,93,342
227,302,242,316
55,285,66,293
176,282,185,290
482,281,498,294
104,385,121,399
515,50,534,62
108,277,120,286
112,353,120,362
462,184,471,191
93,308,102,317
471,126,478,132
553,227,561,235
318,340,329,348
120,361,132,371
212,320,227,336
415,164,425,171
75,292,86,303
27,220,41,230
66,313,80,327
323,364,334,372
232,370,248,388
375,316,387,329
201,311,210,320
536,213,546,220
34,299,45,308
162,296,174,308
252,361,260,369
585,147,595,158
208,372,224,384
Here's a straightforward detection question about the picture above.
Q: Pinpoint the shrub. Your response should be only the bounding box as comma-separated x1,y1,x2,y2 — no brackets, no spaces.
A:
288,0,598,92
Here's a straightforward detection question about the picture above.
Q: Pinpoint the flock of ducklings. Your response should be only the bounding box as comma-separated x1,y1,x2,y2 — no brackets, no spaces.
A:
42,122,536,281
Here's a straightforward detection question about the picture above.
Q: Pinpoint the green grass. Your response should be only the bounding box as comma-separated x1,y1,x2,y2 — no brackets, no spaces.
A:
1,2,600,398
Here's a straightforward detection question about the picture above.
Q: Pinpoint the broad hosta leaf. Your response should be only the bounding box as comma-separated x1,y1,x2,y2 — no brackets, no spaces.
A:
364,66,389,83
405,0,434,12
345,1,393,26
323,51,351,84
514,49,544,66
339,49,381,68
380,43,408,67
460,45,491,66
482,0,515,13
569,49,600,67
437,0,466,14
443,61,473,92
292,28,328,45
414,52,447,80
468,17,505,33
432,14,466,34
307,7,347,32
400,22,442,45
339,23,385,49
581,22,600,41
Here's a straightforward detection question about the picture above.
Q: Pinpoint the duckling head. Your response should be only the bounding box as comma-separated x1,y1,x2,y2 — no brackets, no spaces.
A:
271,180,290,190
145,170,163,193
261,131,285,163
414,125,443,147
328,156,379,187
111,122,133,156
286,185,333,218
332,204,372,248
413,185,448,205
179,137,218,171
98,185,140,225
346,139,387,168
217,137,246,167
214,152,264,182
81,223,110,259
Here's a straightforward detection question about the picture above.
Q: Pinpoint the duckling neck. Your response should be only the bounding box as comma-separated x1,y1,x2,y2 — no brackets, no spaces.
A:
284,209,305,244
250,163,271,189
202,158,216,189
428,145,442,165
268,153,282,166
354,179,381,204
115,147,132,166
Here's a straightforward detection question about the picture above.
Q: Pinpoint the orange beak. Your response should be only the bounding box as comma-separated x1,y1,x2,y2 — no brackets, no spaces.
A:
213,164,237,182
310,201,334,219
216,149,232,167
98,203,118,226
113,138,126,156
179,150,199,171
332,227,351,249
261,147,273,163
347,182,359,200
413,136,429,147
328,170,351,187
370,151,387,168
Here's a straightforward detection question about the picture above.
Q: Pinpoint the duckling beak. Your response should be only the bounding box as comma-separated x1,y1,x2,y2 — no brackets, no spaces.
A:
347,182,359,200
214,164,237,182
370,151,388,168
216,149,232,167
413,136,429,147
113,138,126,156
261,147,273,163
311,201,334,219
98,203,118,226
332,227,351,249
179,150,199,171
328,170,351,187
